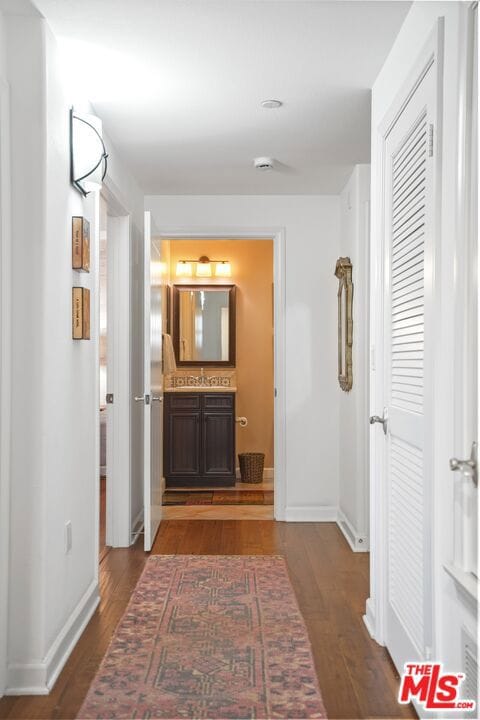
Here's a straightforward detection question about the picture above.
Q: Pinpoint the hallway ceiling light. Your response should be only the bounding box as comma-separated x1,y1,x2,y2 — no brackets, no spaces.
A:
261,99,283,109
175,257,231,278
70,108,108,196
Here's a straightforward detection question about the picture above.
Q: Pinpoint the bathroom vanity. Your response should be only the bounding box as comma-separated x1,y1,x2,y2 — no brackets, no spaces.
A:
164,282,237,487
164,391,236,487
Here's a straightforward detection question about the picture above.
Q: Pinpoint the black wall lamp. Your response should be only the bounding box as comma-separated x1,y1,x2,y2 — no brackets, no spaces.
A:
70,108,108,196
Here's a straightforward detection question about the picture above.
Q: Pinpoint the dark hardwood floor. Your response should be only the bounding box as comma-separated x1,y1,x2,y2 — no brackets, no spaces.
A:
0,521,416,719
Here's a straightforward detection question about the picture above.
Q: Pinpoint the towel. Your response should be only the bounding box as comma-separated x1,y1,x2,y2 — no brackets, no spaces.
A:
162,333,177,374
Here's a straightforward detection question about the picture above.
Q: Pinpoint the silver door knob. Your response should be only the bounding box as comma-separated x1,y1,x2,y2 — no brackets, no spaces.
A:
151,396,163,402
369,411,388,435
450,442,478,486
134,394,150,405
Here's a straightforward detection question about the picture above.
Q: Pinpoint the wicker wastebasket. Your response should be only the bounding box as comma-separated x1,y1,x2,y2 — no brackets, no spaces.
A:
238,453,265,483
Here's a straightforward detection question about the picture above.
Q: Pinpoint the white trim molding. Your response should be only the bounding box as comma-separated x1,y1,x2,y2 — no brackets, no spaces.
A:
285,505,338,522
157,226,287,522
337,509,369,552
363,597,378,641
5,581,99,696
0,76,11,699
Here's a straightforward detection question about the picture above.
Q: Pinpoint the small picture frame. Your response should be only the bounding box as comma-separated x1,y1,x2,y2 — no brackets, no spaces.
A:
72,287,90,340
72,216,90,272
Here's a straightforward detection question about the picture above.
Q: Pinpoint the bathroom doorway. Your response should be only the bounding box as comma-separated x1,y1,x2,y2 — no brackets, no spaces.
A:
159,236,278,520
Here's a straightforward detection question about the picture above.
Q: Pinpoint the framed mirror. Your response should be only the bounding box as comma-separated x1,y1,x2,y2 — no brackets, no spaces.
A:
335,257,353,391
173,284,236,366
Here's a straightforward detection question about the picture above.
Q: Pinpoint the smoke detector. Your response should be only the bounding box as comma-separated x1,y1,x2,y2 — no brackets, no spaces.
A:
253,156,275,171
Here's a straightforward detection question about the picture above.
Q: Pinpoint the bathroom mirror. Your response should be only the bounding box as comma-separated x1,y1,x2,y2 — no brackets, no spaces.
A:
173,284,236,366
335,257,353,391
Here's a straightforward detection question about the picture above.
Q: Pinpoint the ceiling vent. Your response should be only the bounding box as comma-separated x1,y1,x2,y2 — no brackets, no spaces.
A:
253,157,275,171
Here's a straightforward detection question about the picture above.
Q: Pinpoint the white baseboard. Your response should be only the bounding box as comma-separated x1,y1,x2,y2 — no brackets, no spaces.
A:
363,597,378,641
235,467,274,481
284,505,338,522
336,509,369,552
6,580,99,695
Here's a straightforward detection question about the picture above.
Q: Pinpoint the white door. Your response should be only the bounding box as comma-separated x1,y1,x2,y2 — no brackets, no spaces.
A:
372,55,438,670
143,210,163,551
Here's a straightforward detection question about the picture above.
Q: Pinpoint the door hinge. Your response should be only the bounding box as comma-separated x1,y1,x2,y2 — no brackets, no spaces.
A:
106,393,114,404
428,124,434,157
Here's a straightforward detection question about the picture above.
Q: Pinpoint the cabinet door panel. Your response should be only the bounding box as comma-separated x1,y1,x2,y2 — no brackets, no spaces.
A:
203,394,234,410
167,412,201,475
203,412,234,476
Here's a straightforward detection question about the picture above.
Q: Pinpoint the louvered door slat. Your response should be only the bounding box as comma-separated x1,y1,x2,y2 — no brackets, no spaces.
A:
393,118,427,167
391,112,425,415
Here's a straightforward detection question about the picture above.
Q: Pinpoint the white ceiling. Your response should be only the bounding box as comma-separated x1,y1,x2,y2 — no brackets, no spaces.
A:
32,0,411,194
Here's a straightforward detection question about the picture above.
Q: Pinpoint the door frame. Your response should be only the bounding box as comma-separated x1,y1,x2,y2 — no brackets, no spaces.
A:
365,20,444,648
157,226,287,521
98,180,132,548
0,76,11,698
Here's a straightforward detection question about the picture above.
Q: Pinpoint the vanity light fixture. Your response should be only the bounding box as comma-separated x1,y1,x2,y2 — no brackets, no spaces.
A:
176,260,193,277
195,256,212,277
215,261,231,277
70,108,108,196
175,256,231,278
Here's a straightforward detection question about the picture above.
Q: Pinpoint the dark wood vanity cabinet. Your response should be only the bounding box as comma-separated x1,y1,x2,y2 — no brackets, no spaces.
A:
164,392,236,487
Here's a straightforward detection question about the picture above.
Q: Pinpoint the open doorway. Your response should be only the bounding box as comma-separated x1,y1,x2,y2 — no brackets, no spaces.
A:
96,190,133,555
160,238,275,519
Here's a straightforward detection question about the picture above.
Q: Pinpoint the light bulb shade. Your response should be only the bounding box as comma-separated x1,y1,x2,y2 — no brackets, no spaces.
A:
196,262,212,277
70,108,108,196
215,261,231,277
176,261,193,277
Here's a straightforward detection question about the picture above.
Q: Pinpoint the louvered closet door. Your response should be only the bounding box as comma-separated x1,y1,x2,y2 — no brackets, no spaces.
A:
383,60,436,670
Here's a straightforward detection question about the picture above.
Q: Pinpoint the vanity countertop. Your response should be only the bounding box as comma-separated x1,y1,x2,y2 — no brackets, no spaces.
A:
165,386,237,393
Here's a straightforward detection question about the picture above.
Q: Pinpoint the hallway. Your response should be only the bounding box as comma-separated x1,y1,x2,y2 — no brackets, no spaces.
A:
0,522,414,720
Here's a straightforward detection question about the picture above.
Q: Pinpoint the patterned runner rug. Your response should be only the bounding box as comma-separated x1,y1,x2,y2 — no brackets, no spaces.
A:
78,555,327,719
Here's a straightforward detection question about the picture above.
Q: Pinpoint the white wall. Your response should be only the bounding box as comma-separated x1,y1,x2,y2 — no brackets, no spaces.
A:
1,4,145,695
368,0,477,689
338,165,370,551
145,195,341,519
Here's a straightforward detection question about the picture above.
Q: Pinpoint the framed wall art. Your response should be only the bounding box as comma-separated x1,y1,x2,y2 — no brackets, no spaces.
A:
72,287,90,340
72,216,90,272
